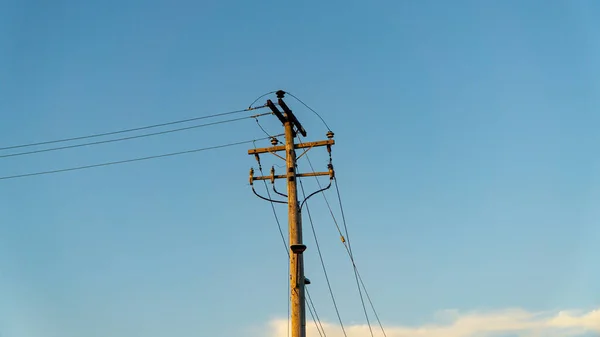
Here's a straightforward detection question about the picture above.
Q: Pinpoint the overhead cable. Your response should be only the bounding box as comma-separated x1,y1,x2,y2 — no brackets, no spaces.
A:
299,179,348,337
0,113,271,159
0,136,279,181
0,106,267,152
284,92,331,131
297,136,386,337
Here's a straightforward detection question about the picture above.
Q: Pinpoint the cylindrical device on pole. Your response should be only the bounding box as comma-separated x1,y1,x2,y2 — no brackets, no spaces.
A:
285,118,306,337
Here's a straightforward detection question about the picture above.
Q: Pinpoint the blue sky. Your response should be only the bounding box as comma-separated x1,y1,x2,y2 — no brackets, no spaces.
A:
1,0,599,336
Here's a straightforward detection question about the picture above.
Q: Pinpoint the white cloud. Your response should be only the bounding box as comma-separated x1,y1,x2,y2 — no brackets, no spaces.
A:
267,307,600,337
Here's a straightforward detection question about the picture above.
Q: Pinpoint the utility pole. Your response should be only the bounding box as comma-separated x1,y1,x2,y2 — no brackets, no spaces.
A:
248,90,335,337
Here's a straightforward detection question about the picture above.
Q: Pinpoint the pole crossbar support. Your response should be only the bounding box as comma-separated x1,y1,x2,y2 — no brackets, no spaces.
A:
248,140,334,155
252,171,331,181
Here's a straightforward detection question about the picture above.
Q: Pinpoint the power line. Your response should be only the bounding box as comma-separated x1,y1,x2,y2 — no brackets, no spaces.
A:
334,178,387,337
332,177,374,337
306,289,326,337
299,179,347,337
0,106,267,152
248,91,277,110
0,136,279,181
0,113,271,159
252,142,288,254
284,92,331,131
297,135,385,337
254,118,283,145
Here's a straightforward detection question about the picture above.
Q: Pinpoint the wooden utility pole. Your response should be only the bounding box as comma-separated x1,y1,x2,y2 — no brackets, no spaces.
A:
248,90,334,337
283,96,306,337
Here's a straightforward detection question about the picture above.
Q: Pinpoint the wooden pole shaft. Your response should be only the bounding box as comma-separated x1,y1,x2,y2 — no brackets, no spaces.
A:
285,119,306,337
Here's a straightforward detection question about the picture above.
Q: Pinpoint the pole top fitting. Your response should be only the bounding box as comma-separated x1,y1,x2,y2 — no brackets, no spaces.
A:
326,130,334,139
290,244,307,254
276,90,286,98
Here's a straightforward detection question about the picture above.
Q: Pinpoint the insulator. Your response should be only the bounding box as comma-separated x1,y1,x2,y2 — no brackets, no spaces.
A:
270,137,278,146
326,130,334,139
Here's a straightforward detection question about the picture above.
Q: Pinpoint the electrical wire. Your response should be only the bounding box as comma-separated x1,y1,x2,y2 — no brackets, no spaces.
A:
351,259,388,337
0,136,276,181
299,179,348,337
332,176,374,337
302,147,374,337
297,135,385,337
1,113,271,159
334,178,388,337
284,92,331,131
0,106,267,152
306,289,326,337
248,91,277,110
254,118,283,145
253,144,289,253
255,118,273,139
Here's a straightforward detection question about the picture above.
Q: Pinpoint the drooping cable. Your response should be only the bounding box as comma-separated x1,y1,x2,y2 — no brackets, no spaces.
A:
0,113,271,159
255,118,283,145
299,178,348,337
0,136,274,181
248,91,277,110
255,118,275,140
306,290,325,337
0,106,267,152
297,135,383,337
284,92,331,131
303,150,375,337
334,179,387,337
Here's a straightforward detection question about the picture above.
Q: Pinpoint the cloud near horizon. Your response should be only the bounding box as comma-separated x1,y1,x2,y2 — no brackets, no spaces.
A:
267,307,600,337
